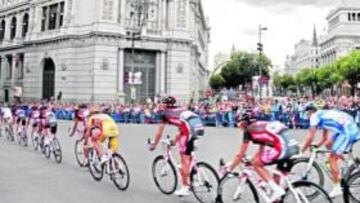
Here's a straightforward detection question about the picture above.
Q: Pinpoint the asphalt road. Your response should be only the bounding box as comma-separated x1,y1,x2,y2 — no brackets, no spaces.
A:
0,121,355,203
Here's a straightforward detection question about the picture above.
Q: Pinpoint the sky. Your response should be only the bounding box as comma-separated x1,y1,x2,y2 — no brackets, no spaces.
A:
201,0,342,70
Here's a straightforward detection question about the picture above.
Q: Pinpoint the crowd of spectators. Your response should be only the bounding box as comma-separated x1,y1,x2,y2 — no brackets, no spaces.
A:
47,95,360,129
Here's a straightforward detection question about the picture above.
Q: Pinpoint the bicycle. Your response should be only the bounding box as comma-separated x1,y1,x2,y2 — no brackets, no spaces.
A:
72,127,91,167
4,120,14,142
43,132,62,164
16,118,28,147
148,136,220,203
88,142,130,191
216,157,333,203
289,145,360,188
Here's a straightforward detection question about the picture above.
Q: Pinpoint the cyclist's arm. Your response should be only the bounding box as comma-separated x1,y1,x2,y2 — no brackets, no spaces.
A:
315,129,328,147
229,141,250,171
69,119,79,137
302,127,317,153
153,122,166,147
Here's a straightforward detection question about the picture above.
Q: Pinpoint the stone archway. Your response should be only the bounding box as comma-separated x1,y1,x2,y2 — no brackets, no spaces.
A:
42,58,55,100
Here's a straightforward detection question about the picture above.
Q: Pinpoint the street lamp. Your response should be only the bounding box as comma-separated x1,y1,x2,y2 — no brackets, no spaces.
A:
128,0,149,104
257,24,267,101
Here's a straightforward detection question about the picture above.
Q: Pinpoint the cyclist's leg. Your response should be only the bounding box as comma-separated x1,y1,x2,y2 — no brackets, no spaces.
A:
180,135,193,187
252,146,274,182
90,127,104,156
109,136,119,153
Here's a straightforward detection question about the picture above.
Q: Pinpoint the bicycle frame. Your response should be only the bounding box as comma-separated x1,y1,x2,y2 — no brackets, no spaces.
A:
160,137,199,177
230,159,309,203
303,146,356,179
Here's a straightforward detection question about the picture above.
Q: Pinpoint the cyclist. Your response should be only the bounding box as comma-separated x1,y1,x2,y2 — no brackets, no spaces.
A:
28,104,41,138
302,103,360,198
86,106,119,164
15,104,29,143
149,96,205,197
39,105,58,148
69,104,90,165
225,113,300,202
69,104,89,137
2,103,13,138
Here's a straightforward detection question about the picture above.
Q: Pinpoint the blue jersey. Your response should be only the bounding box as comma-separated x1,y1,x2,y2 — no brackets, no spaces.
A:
310,109,360,141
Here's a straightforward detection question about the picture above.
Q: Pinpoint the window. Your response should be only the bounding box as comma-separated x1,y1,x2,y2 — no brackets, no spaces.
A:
353,13,356,21
349,13,352,21
22,13,29,38
358,13,360,21
59,2,64,27
17,54,24,79
48,4,58,30
10,17,16,39
6,55,12,80
0,20,5,41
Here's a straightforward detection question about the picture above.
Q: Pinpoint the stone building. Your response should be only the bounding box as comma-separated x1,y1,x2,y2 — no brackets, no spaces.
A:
284,27,320,75
0,0,210,103
319,0,360,65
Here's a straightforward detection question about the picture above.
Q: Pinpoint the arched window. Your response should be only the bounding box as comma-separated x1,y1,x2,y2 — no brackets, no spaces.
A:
10,17,16,40
0,20,5,41
22,13,29,37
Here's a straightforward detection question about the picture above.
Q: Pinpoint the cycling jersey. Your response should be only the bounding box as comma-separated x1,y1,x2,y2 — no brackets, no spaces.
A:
159,108,204,155
244,121,299,165
74,107,89,131
310,109,360,154
88,113,119,152
2,107,12,119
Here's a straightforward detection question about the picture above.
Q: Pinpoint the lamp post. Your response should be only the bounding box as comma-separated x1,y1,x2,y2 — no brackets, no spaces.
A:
257,24,267,101
129,0,149,104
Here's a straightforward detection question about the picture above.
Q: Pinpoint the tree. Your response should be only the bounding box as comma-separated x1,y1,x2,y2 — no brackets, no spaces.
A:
272,74,296,95
337,50,360,95
296,68,317,96
209,74,225,90
220,51,271,89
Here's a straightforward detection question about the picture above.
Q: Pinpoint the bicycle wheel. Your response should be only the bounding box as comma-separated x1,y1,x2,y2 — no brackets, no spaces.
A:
289,158,325,187
111,153,130,191
347,170,360,202
44,144,51,159
190,162,219,203
216,173,259,203
31,132,38,150
344,161,360,181
74,140,87,167
88,148,104,181
53,137,62,163
152,155,177,195
22,130,28,147
282,180,332,203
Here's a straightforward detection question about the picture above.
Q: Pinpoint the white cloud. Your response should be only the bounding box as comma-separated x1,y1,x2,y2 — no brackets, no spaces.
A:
202,0,337,70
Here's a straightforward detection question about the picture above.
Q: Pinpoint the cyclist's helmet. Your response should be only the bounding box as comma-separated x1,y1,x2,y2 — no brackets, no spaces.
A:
237,113,253,129
304,103,318,112
89,106,100,115
162,96,176,107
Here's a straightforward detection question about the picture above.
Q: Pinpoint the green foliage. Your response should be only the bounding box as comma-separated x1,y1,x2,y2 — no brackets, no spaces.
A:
219,51,271,88
337,50,360,94
209,74,225,90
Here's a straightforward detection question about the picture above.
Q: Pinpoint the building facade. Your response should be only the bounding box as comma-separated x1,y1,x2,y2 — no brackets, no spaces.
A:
284,27,320,75
319,0,360,65
0,0,210,103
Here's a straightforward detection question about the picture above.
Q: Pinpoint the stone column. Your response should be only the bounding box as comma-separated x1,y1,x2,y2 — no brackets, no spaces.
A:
117,48,125,103
160,51,166,94
0,56,4,99
4,17,10,42
161,0,167,29
56,3,61,29
10,54,17,101
16,13,22,40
